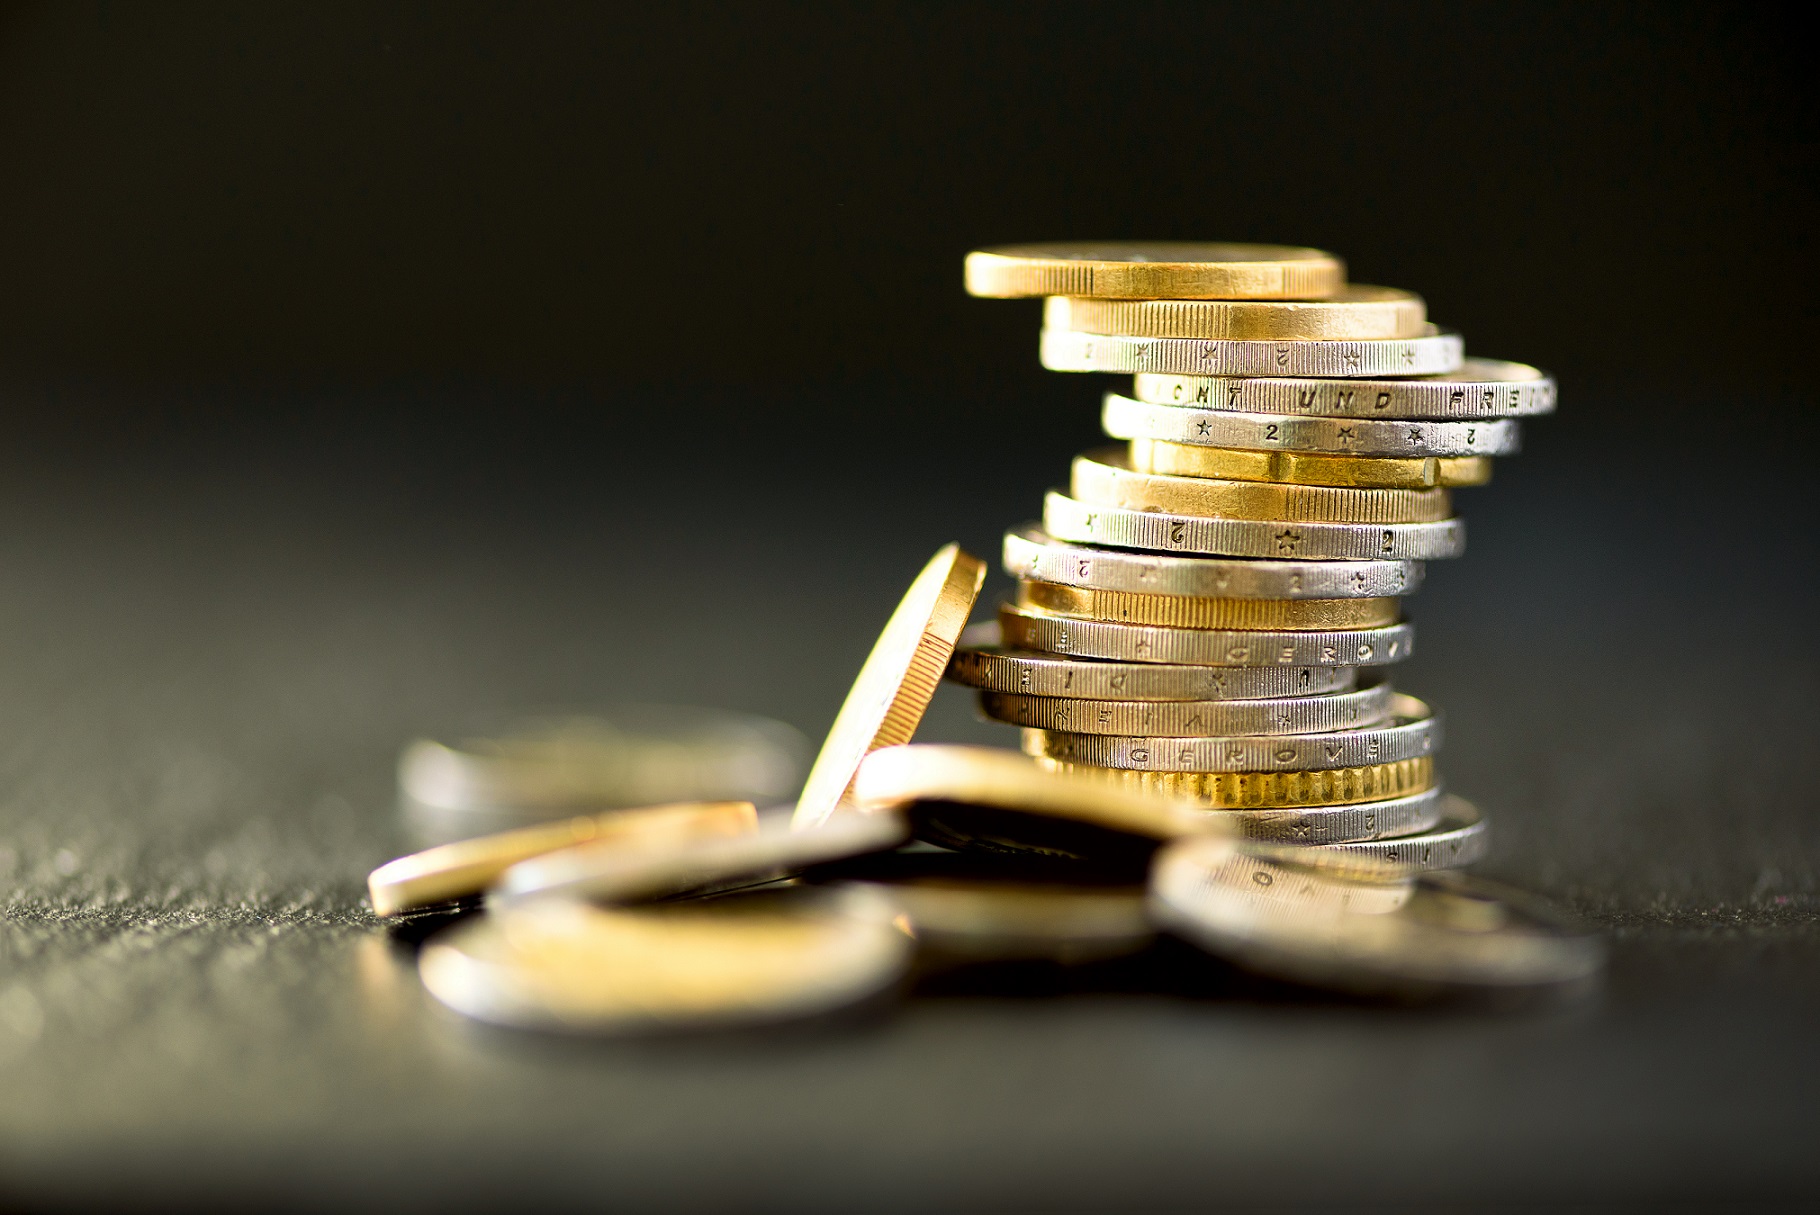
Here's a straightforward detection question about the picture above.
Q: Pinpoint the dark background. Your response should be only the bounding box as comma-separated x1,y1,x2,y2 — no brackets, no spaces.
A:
2,3,1818,1211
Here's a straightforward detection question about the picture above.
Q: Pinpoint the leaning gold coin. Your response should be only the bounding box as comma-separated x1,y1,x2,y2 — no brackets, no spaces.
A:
792,544,987,829
964,241,1345,300
1128,440,1493,489
368,800,758,917
1017,580,1400,631
1072,449,1453,523
1045,287,1426,341
1034,756,1437,809
419,885,913,1034
1150,834,1605,996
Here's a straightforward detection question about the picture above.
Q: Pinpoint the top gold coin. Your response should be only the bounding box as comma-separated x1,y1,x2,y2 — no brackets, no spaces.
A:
964,242,1346,300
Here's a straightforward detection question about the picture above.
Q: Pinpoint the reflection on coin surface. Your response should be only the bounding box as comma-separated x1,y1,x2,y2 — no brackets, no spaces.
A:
1150,834,1604,996
964,241,1345,300
494,808,906,906
369,800,758,917
399,705,809,823
420,886,912,1033
792,544,988,829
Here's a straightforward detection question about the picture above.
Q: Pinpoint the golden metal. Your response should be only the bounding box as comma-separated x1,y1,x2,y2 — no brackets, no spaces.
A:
418,886,913,1033
1016,580,1399,630
964,241,1345,300
1032,756,1437,809
367,800,758,917
792,544,988,829
1128,439,1492,489
1072,449,1452,523
1045,287,1426,341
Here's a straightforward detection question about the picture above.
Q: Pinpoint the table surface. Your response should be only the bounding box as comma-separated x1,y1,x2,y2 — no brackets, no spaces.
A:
3,385,1817,1211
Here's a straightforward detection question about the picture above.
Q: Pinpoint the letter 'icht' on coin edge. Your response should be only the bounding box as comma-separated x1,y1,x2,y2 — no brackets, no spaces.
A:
792,544,988,830
964,241,1346,300
1129,358,1557,419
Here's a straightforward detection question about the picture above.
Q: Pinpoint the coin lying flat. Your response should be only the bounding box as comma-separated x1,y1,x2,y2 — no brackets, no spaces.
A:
948,626,1359,701
1035,756,1437,810
821,852,1153,964
1017,580,1400,631
493,809,907,906
1127,440,1491,489
1131,358,1557,419
1044,492,1465,562
1103,396,1521,458
999,603,1415,668
1004,526,1422,599
1150,834,1604,997
1022,693,1438,772
368,800,759,917
792,544,988,829
1314,796,1487,870
964,241,1346,300
420,885,912,1034
1041,327,1464,378
1044,288,1427,341
1072,449,1454,523
978,680,1396,737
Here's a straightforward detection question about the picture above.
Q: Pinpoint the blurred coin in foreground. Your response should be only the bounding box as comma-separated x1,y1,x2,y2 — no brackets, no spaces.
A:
792,543,988,829
494,808,906,906
1150,835,1604,997
964,241,1345,300
369,800,758,917
420,885,911,1034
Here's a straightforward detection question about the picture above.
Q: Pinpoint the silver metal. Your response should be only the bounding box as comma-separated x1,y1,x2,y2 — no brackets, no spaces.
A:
1044,492,1465,562
977,680,1396,737
1102,396,1521,458
998,603,1415,668
947,623,1358,700
1040,326,1465,377
1022,694,1437,772
1227,785,1447,845
1315,797,1487,869
1004,525,1423,599
1130,358,1556,419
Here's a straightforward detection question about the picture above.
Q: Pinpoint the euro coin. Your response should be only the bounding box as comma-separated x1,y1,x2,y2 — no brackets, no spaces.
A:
1314,795,1488,870
792,544,987,829
368,800,758,917
1015,580,1401,631
1150,834,1604,997
1071,449,1454,523
998,603,1415,668
419,885,912,1034
1041,326,1464,377
1131,358,1557,419
964,241,1345,300
1035,757,1437,810
1044,492,1465,562
977,679,1395,737
1044,287,1426,341
1127,440,1492,489
1102,396,1521,457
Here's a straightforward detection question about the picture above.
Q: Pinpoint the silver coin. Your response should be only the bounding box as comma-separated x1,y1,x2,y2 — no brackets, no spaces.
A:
1315,796,1487,869
1226,784,1448,845
1003,525,1422,600
1102,395,1521,458
1021,693,1437,772
1040,326,1464,377
978,680,1396,737
1149,828,1601,996
1130,358,1556,419
999,604,1415,668
948,623,1358,700
1045,492,1465,562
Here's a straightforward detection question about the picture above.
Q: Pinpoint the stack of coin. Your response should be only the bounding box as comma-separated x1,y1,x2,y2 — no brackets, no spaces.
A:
953,242,1557,869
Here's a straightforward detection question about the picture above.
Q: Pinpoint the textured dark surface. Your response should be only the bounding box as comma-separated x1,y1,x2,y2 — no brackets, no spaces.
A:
2,381,1818,1211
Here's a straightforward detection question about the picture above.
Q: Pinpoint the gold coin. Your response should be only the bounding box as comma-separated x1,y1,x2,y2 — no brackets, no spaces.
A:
964,241,1345,300
1128,439,1493,489
368,800,758,917
792,544,987,829
1032,756,1437,809
419,885,913,1033
1072,449,1452,523
1045,287,1426,341
1016,580,1400,630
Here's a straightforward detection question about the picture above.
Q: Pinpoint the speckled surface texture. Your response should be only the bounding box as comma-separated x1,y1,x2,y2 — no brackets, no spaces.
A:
3,387,1817,1210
